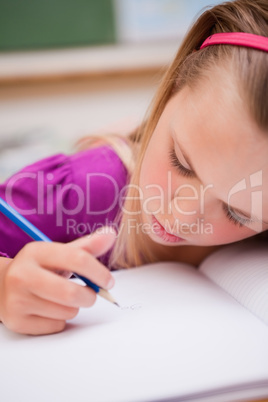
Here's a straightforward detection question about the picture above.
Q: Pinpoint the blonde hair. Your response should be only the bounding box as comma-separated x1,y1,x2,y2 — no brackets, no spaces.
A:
78,0,268,268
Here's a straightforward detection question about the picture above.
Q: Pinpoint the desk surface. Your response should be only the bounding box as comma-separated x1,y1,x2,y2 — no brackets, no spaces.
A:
0,41,179,84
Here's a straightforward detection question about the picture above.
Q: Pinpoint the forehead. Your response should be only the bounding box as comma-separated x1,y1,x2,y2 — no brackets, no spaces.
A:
169,79,268,209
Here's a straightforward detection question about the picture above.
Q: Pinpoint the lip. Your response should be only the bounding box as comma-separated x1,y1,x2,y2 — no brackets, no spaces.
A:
151,216,185,244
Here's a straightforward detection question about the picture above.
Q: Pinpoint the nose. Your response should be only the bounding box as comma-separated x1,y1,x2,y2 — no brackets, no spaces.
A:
169,187,202,223
166,196,203,236
165,182,216,235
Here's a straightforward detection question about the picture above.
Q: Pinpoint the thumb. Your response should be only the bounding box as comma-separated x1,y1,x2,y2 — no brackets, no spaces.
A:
68,226,117,258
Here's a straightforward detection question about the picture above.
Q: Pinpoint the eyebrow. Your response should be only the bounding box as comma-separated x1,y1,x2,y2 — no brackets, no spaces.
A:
176,138,268,226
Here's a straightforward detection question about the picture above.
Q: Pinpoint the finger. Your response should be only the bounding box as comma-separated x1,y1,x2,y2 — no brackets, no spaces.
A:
27,264,98,308
13,316,66,336
25,294,80,321
19,241,115,290
69,226,117,257
53,226,116,279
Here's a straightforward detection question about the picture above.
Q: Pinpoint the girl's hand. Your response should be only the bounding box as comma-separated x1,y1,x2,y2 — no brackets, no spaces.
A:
0,227,116,335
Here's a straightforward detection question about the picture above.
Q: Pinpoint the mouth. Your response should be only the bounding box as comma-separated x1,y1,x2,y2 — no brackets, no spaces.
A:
151,216,185,244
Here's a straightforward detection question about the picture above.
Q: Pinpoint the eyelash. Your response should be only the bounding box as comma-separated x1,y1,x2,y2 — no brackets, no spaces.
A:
168,148,194,178
222,203,251,228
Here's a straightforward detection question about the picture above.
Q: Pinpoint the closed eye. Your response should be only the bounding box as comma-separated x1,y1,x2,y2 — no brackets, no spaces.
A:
222,203,252,228
168,148,195,178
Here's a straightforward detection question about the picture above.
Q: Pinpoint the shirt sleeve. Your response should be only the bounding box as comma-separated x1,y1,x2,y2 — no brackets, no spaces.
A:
0,146,127,258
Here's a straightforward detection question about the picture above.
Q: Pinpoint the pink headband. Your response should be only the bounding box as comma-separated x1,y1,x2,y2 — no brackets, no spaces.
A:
200,32,268,52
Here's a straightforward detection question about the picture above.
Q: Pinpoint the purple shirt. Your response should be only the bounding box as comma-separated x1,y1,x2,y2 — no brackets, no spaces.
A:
0,146,128,265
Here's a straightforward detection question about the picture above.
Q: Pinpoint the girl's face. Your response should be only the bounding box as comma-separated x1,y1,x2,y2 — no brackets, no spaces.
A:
139,78,268,247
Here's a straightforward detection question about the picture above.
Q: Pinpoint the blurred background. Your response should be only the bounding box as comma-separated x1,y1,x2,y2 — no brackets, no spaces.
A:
0,0,222,180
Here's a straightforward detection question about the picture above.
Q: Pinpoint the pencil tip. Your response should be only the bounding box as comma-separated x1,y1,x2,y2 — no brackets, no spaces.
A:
114,302,120,308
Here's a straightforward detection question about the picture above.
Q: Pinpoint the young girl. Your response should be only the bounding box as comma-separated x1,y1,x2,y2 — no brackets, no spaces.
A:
0,0,267,335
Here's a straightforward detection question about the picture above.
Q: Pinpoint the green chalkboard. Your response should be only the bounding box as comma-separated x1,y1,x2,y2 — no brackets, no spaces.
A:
0,0,116,51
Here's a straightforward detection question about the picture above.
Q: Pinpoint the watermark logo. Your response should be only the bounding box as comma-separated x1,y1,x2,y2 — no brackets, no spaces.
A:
227,170,263,233
65,217,213,237
3,169,264,235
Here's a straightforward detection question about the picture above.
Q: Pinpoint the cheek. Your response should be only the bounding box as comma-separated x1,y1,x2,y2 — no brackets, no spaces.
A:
208,221,255,245
211,224,238,243
139,122,173,189
140,148,169,193
139,150,172,217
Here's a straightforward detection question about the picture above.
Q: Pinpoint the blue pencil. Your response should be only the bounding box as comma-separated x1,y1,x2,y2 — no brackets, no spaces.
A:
0,197,118,306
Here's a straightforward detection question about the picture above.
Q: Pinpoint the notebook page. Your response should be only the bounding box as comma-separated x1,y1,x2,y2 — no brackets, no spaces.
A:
199,241,268,325
0,261,268,402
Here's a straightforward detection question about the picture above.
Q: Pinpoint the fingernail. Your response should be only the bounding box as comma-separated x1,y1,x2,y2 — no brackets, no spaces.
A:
107,276,115,290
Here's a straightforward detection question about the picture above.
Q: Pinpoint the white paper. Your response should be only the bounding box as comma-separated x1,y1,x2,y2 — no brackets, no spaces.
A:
200,241,268,325
1,260,268,402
